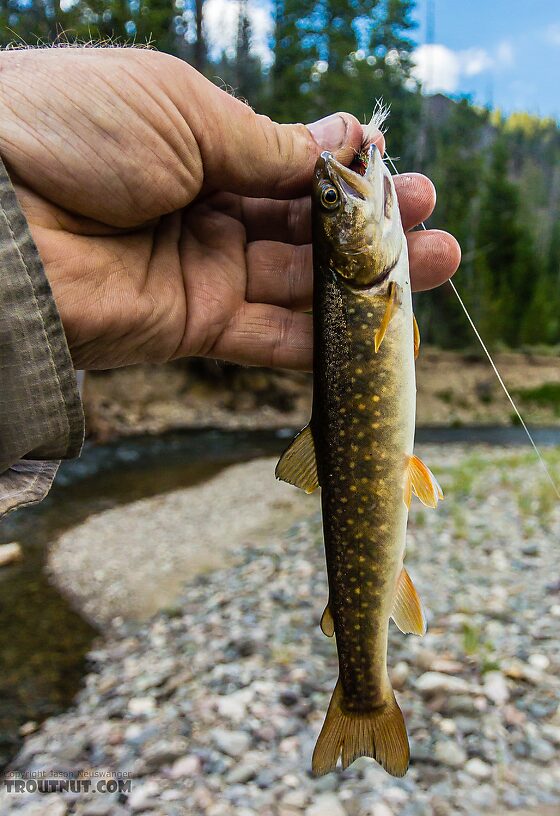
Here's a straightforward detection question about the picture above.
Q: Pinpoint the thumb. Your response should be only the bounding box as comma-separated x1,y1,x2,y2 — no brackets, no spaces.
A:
190,78,363,199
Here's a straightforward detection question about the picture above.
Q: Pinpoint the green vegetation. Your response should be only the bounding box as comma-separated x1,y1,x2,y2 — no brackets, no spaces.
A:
1,0,559,350
514,383,560,415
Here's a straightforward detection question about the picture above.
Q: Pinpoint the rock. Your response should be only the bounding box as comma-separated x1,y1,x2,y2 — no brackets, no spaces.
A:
528,653,550,671
282,789,309,808
169,754,201,778
128,780,160,811
415,672,472,696
364,803,393,816
464,757,492,780
144,737,189,769
19,799,67,816
305,793,347,816
226,759,261,784
483,671,509,705
389,661,410,690
0,542,22,567
528,738,555,763
211,728,251,758
434,740,467,768
127,696,156,716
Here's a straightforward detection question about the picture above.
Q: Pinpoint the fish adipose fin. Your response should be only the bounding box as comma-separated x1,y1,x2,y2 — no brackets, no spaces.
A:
391,567,427,636
413,314,420,359
312,680,409,777
405,455,443,508
275,425,319,493
320,604,335,637
374,282,400,352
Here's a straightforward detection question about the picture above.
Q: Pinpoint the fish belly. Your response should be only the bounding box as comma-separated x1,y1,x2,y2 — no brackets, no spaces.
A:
313,275,415,712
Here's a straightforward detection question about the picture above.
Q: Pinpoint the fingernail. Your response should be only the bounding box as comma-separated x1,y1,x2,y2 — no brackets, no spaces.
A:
307,113,349,151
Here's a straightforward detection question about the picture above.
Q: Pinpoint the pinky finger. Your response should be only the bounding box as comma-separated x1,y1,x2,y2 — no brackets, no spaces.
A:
208,303,313,370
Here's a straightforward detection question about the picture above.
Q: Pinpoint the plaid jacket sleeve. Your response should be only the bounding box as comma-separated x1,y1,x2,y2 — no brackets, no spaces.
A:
0,154,84,518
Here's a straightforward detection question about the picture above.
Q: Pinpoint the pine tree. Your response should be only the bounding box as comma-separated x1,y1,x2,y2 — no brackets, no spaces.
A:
234,0,263,105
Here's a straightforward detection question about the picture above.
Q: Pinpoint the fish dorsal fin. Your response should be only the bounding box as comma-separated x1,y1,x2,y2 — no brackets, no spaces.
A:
407,455,443,508
275,425,319,493
391,567,426,636
320,604,335,637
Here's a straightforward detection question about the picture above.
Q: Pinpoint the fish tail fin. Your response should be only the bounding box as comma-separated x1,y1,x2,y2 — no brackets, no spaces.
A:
312,679,409,778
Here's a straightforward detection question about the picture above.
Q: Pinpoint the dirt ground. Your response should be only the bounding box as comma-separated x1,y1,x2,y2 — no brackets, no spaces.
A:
82,348,560,441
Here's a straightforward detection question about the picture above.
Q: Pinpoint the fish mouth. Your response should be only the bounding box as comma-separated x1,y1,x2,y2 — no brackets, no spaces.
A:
319,143,385,221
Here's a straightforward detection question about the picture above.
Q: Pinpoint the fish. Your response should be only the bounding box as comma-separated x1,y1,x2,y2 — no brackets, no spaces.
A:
275,137,443,777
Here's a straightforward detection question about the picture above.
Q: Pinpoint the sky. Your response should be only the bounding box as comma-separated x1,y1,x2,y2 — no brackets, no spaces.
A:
202,0,560,119
411,0,560,118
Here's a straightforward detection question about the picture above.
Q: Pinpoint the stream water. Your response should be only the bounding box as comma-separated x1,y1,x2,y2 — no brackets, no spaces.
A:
0,425,559,767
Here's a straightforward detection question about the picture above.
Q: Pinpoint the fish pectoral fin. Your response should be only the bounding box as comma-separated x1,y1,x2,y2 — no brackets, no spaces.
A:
312,679,409,777
391,567,427,636
407,454,444,508
275,424,319,493
374,281,400,352
320,604,335,637
413,314,420,359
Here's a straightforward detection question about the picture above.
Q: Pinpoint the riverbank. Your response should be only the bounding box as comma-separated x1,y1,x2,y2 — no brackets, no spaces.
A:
3,445,559,815
83,349,560,441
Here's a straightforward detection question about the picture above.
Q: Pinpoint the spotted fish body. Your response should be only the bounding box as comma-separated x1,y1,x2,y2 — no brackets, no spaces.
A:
276,142,442,777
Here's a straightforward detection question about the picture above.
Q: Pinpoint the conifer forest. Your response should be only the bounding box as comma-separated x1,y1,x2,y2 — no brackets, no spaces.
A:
2,0,559,348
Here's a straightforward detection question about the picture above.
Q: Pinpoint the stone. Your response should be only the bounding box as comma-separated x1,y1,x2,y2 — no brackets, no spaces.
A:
226,760,261,784
0,542,22,567
483,672,509,705
305,793,347,816
464,757,492,780
434,740,467,768
169,754,201,778
143,737,188,769
127,696,156,716
390,661,410,690
128,780,160,811
415,672,472,696
211,728,251,758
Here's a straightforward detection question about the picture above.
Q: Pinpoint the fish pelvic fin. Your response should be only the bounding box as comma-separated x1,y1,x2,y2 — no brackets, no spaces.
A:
275,424,319,493
391,567,427,636
413,314,420,359
407,454,443,508
320,604,335,637
312,679,409,778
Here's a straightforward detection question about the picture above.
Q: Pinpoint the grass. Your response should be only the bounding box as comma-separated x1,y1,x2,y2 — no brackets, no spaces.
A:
513,382,560,416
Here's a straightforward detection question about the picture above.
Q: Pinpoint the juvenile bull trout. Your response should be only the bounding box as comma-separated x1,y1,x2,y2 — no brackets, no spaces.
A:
276,141,443,776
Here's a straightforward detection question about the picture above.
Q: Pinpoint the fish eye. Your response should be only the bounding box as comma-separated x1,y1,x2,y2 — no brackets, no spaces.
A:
320,183,340,210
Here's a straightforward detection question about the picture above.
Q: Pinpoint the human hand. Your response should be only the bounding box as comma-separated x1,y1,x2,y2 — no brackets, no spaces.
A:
0,48,460,370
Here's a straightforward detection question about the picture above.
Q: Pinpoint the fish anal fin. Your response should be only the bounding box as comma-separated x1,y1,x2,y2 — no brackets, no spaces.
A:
374,282,399,353
275,424,319,493
391,567,426,636
312,679,409,778
413,314,420,359
407,454,443,508
320,604,335,637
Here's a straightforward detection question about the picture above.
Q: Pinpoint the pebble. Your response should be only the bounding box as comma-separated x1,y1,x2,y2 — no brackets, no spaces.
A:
483,672,509,705
211,728,251,758
434,740,467,768
464,757,492,780
0,541,22,567
415,672,472,695
2,448,559,815
305,793,347,816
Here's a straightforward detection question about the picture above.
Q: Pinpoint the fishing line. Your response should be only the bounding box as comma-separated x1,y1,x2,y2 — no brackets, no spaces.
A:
383,151,560,500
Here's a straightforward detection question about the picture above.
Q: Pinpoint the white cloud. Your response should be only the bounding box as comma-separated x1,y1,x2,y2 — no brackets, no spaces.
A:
412,41,515,94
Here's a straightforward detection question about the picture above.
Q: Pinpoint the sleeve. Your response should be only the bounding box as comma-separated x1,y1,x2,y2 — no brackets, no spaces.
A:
0,155,84,518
